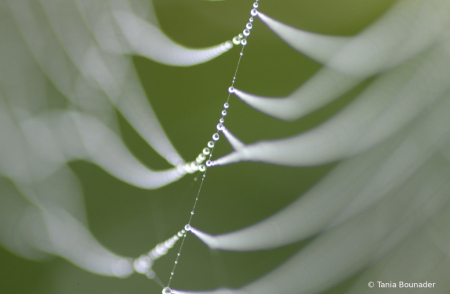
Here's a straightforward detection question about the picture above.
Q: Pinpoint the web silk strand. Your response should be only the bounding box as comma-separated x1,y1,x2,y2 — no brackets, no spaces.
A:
163,0,259,294
131,2,260,293
165,2,260,291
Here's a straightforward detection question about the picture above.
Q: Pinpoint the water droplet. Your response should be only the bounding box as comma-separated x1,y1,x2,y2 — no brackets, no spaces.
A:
203,147,210,155
178,231,183,237
243,29,250,37
206,160,212,167
182,230,186,234
246,23,253,30
175,261,178,264
220,118,224,123
213,133,220,141
239,33,244,39
240,52,243,56
185,224,191,231
190,162,198,170
199,154,206,162
232,36,240,45
222,110,227,116
199,164,206,172
171,272,174,275
191,211,194,215
208,141,215,148
224,103,229,109
194,177,197,181
178,253,181,256
253,2,259,8
228,86,234,93
146,270,155,279
163,287,172,294
139,255,152,268
217,123,224,131
251,9,258,16
241,39,247,46
225,40,233,48
249,17,253,22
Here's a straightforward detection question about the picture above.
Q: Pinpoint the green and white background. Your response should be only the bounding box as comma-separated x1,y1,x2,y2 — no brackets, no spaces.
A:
1,0,450,293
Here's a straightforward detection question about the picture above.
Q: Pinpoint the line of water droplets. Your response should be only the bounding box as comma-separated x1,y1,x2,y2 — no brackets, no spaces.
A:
133,2,259,294
165,3,259,293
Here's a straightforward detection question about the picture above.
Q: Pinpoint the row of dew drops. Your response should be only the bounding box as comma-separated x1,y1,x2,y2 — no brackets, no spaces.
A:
133,2,260,294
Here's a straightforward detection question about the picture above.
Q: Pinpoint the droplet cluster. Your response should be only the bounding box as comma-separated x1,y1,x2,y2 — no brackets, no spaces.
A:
232,1,258,46
133,229,186,278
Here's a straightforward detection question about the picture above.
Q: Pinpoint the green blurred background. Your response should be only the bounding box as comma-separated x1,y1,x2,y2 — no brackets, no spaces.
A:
1,0,396,293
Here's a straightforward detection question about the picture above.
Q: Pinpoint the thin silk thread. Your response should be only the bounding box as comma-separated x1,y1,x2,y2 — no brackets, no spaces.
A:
132,2,260,293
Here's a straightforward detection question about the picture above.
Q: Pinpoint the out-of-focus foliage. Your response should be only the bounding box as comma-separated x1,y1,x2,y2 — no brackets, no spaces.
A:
1,0,449,294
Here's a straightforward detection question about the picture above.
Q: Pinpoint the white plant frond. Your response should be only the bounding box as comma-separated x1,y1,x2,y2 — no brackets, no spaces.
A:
26,111,186,189
232,69,361,121
232,33,450,122
221,126,245,151
5,0,229,166
21,204,134,277
256,12,351,64
214,43,450,167
258,0,450,77
191,95,450,251
0,173,134,278
177,160,450,294
113,11,233,67
190,133,406,251
2,0,450,293
0,178,49,260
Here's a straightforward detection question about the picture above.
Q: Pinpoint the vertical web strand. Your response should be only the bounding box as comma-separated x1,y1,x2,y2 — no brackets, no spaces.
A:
165,3,258,289
131,2,260,293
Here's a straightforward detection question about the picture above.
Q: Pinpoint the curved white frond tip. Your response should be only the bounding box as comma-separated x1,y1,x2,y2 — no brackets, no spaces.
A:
1,179,134,278
114,83,186,166
113,11,233,66
23,205,134,277
257,11,350,63
30,111,186,189
217,48,450,168
174,168,450,294
221,127,245,151
46,207,134,278
204,98,449,251
189,227,219,249
67,112,186,189
259,0,449,76
188,135,404,251
203,97,450,252
6,0,184,167
232,69,360,121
